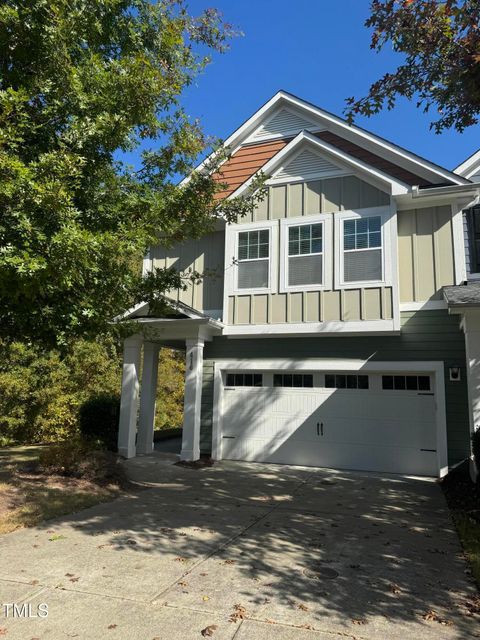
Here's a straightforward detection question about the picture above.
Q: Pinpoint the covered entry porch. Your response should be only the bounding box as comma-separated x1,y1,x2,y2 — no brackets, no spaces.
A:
116,301,222,460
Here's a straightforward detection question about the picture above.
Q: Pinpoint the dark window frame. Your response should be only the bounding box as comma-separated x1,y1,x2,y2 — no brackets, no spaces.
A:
382,375,431,392
273,373,314,388
226,373,263,387
467,207,480,274
324,374,369,390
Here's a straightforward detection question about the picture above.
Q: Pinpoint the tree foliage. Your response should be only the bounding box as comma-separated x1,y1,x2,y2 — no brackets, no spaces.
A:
0,338,184,445
345,0,480,132
0,0,262,348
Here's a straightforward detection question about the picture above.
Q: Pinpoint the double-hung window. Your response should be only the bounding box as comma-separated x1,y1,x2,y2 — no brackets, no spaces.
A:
237,229,270,290
287,223,323,286
343,215,382,283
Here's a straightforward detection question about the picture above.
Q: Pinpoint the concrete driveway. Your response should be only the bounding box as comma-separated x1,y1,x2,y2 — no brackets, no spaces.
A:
0,454,478,640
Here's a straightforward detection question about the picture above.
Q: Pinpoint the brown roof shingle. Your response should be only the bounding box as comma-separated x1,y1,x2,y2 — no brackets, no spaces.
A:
213,139,289,199
314,131,434,187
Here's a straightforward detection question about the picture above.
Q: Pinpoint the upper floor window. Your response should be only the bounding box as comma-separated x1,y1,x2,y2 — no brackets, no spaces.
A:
287,223,323,286
238,229,270,289
343,215,382,283
467,207,480,274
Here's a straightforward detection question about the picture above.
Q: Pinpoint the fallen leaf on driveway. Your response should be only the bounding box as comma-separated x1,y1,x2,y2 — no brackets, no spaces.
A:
221,560,236,565
200,625,218,637
351,618,368,625
174,557,187,563
178,581,188,587
202,596,210,602
297,604,309,611
422,610,453,625
48,534,66,541
107,624,117,629
390,583,402,595
229,604,247,623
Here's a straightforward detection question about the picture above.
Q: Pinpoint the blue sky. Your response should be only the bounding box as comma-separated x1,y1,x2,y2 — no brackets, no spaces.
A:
125,0,480,172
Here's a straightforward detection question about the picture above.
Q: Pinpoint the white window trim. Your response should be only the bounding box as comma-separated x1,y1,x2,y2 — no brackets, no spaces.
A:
334,206,394,290
279,214,332,293
225,219,278,297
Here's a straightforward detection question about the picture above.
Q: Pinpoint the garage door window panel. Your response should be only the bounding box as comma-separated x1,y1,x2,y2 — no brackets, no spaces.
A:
325,374,369,389
226,373,263,387
274,374,314,388
382,375,431,391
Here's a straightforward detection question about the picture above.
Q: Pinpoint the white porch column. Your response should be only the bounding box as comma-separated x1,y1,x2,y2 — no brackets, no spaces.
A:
118,335,142,458
180,338,204,461
137,342,160,455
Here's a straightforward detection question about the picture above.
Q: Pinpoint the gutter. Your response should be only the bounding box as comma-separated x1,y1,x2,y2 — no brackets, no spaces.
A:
411,184,480,199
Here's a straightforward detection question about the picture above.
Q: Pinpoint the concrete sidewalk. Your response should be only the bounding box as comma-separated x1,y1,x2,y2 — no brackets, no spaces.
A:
0,454,478,639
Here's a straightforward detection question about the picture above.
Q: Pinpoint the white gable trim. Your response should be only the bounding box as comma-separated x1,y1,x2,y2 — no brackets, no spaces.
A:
180,91,469,189
247,104,323,143
455,149,480,180
230,131,410,198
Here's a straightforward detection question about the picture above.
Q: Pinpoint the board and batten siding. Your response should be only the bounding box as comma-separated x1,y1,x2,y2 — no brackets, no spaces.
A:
238,175,390,224
151,230,225,315
397,206,455,302
199,310,469,467
229,175,392,325
228,289,393,324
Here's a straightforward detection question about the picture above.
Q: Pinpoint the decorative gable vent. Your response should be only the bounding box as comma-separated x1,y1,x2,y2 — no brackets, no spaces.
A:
274,149,344,180
250,108,318,141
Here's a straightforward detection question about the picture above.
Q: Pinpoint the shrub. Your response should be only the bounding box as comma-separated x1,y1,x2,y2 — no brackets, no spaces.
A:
473,429,480,476
38,439,123,482
79,394,120,451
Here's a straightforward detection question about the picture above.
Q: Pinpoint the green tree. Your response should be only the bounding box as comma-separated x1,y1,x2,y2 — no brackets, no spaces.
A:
0,338,185,445
0,0,261,348
345,0,480,132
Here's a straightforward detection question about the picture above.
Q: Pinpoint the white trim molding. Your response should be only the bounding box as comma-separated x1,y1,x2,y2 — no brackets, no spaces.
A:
333,205,395,291
279,214,333,293
212,358,449,478
224,219,279,298
400,301,448,312
223,319,397,337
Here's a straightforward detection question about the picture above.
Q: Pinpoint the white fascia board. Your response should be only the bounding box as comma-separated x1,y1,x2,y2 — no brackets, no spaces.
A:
395,185,480,211
230,131,410,199
455,149,480,179
114,301,149,321
223,319,397,336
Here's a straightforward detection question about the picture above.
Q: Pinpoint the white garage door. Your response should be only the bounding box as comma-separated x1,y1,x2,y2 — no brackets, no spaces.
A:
221,371,438,476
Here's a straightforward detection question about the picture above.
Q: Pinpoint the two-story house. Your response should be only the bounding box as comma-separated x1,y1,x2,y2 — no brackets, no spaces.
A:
117,91,480,479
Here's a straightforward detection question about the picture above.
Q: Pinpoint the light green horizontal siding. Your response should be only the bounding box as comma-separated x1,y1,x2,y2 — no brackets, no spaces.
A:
199,310,469,465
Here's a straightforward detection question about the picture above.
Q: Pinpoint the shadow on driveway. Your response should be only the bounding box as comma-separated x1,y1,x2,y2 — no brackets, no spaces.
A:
0,455,478,639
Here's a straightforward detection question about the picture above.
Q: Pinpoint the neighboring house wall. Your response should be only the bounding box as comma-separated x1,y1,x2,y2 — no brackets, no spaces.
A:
397,206,455,302
151,230,225,316
199,310,469,466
